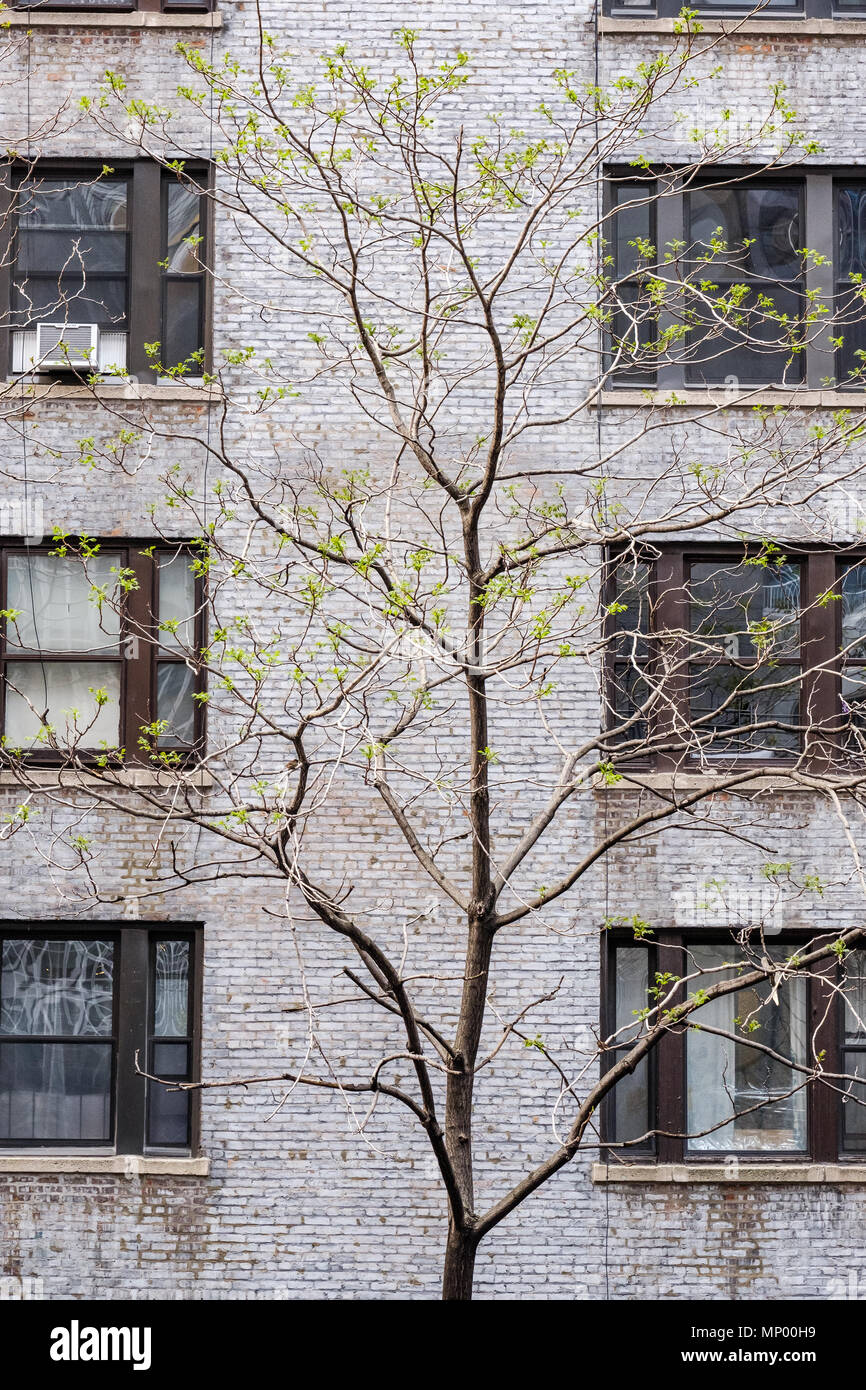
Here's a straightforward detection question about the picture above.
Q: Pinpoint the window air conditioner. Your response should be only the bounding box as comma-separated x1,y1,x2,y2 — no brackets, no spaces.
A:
34,322,100,371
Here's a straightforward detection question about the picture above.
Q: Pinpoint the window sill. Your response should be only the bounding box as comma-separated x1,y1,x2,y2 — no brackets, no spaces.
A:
600,17,866,37
0,1154,209,1176
595,387,866,409
592,771,821,793
4,380,223,404
0,768,213,788
3,11,222,30
592,1161,866,1183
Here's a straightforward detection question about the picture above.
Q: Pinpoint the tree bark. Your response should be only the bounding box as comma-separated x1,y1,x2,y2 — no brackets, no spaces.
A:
441,1224,479,1301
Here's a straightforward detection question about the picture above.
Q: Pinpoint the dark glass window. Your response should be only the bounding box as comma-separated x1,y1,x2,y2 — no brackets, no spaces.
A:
604,1,854,17
148,939,193,1147
607,556,653,745
0,543,203,762
0,927,199,1151
9,3,213,13
685,182,804,386
688,557,801,756
161,177,206,371
838,560,866,751
606,933,866,1162
836,185,866,385
606,182,657,385
8,164,209,380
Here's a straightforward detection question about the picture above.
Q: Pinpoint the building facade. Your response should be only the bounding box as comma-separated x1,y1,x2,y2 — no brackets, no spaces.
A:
0,0,865,1302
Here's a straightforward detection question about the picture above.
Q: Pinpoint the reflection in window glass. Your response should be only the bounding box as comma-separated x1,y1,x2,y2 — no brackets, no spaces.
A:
687,945,807,1152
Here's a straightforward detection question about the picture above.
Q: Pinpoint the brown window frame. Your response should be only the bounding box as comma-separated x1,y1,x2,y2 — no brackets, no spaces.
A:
0,540,206,766
602,928,855,1165
0,159,211,384
8,3,214,14
603,544,854,770
0,922,203,1156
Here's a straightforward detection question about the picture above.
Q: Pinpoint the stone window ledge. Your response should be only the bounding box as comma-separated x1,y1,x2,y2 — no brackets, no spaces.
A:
0,1154,209,1177
4,380,223,404
0,768,213,789
592,1161,866,1183
592,772,823,794
595,387,866,409
601,17,866,36
3,12,221,29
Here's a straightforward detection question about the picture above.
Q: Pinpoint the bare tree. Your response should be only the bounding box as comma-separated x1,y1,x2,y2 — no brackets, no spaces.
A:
2,14,866,1298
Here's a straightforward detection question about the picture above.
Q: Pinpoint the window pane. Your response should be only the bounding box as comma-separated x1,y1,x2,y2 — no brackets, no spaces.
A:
690,559,800,659
841,564,866,656
148,1075,190,1147
156,663,196,746
612,558,651,659
12,275,127,328
153,940,190,1037
686,184,802,385
613,948,651,1145
5,661,121,749
0,1041,112,1142
7,554,121,653
608,184,656,384
19,180,127,234
689,186,801,280
689,663,800,755
163,279,203,367
687,944,807,1153
157,553,196,650
1,938,114,1036
165,183,202,273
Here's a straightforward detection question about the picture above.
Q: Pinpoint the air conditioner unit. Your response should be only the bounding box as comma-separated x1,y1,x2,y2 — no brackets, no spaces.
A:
34,322,99,371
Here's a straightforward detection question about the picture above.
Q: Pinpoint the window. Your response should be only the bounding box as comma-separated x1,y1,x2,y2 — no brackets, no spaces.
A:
9,3,214,14
604,1,866,18
604,931,865,1162
0,926,201,1152
0,542,203,763
604,547,862,765
3,163,209,381
605,171,866,390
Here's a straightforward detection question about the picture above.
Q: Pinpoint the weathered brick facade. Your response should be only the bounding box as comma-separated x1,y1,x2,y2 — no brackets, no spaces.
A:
0,0,863,1302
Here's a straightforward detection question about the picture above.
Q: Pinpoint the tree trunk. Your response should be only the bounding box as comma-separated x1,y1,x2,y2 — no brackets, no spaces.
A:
441,1225,478,1300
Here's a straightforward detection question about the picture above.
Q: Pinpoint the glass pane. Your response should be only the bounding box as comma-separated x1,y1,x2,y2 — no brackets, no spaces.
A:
12,275,127,328
18,180,127,234
612,558,651,659
610,663,650,745
841,563,866,656
689,663,799,755
156,663,196,746
839,187,866,282
153,940,190,1038
7,554,121,653
687,944,807,1152
163,278,202,367
842,1051,866,1150
0,1041,112,1141
690,560,800,659
148,1077,189,1147
157,553,196,650
611,184,653,280
608,185,656,384
1,938,114,1036
19,231,127,277
689,185,801,280
684,281,804,386
153,1042,189,1074
843,954,866,1043
165,183,201,273
613,948,651,1145
5,661,121,749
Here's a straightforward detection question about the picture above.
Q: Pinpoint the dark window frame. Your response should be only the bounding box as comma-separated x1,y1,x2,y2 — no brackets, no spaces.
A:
604,166,866,392
604,544,854,769
9,3,214,14
604,1,866,18
0,159,211,384
0,539,206,766
602,928,849,1165
0,922,203,1154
